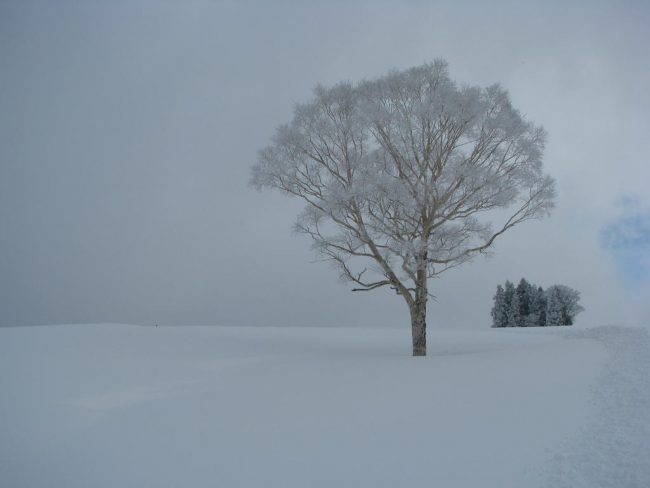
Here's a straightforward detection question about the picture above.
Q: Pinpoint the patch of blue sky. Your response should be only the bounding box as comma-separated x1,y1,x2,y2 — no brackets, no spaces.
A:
601,208,650,285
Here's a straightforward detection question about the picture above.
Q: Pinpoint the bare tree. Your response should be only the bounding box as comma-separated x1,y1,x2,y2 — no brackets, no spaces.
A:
251,61,555,356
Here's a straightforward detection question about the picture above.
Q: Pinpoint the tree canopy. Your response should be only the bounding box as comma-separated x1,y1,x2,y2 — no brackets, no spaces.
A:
252,61,556,355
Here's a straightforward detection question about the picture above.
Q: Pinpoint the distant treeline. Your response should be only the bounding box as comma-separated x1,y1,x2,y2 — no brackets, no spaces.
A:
491,279,584,328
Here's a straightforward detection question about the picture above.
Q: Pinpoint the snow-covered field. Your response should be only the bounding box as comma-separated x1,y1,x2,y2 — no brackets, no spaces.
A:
1,324,648,487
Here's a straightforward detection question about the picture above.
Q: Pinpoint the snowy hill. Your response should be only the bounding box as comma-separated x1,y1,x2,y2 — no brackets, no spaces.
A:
1,324,648,487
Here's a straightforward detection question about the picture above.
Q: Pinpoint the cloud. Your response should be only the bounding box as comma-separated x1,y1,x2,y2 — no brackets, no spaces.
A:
2,1,650,327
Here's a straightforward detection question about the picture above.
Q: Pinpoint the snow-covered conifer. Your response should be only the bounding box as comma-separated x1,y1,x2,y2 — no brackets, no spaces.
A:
529,286,547,326
491,285,506,328
545,287,564,326
515,278,532,326
510,291,522,327
503,281,517,327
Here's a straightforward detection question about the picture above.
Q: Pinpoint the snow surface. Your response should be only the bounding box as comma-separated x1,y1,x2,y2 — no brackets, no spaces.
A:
0,324,647,487
543,326,650,487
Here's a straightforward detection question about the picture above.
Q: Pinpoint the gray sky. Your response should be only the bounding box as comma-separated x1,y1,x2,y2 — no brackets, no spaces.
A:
1,0,649,328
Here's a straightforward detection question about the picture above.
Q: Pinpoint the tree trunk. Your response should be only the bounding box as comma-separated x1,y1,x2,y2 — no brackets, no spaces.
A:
410,251,429,356
410,302,427,356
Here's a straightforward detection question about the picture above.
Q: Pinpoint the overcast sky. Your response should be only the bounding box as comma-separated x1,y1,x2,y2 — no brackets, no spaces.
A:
1,0,649,328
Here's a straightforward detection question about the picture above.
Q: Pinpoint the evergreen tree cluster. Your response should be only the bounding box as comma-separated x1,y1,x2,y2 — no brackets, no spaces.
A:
491,279,584,328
